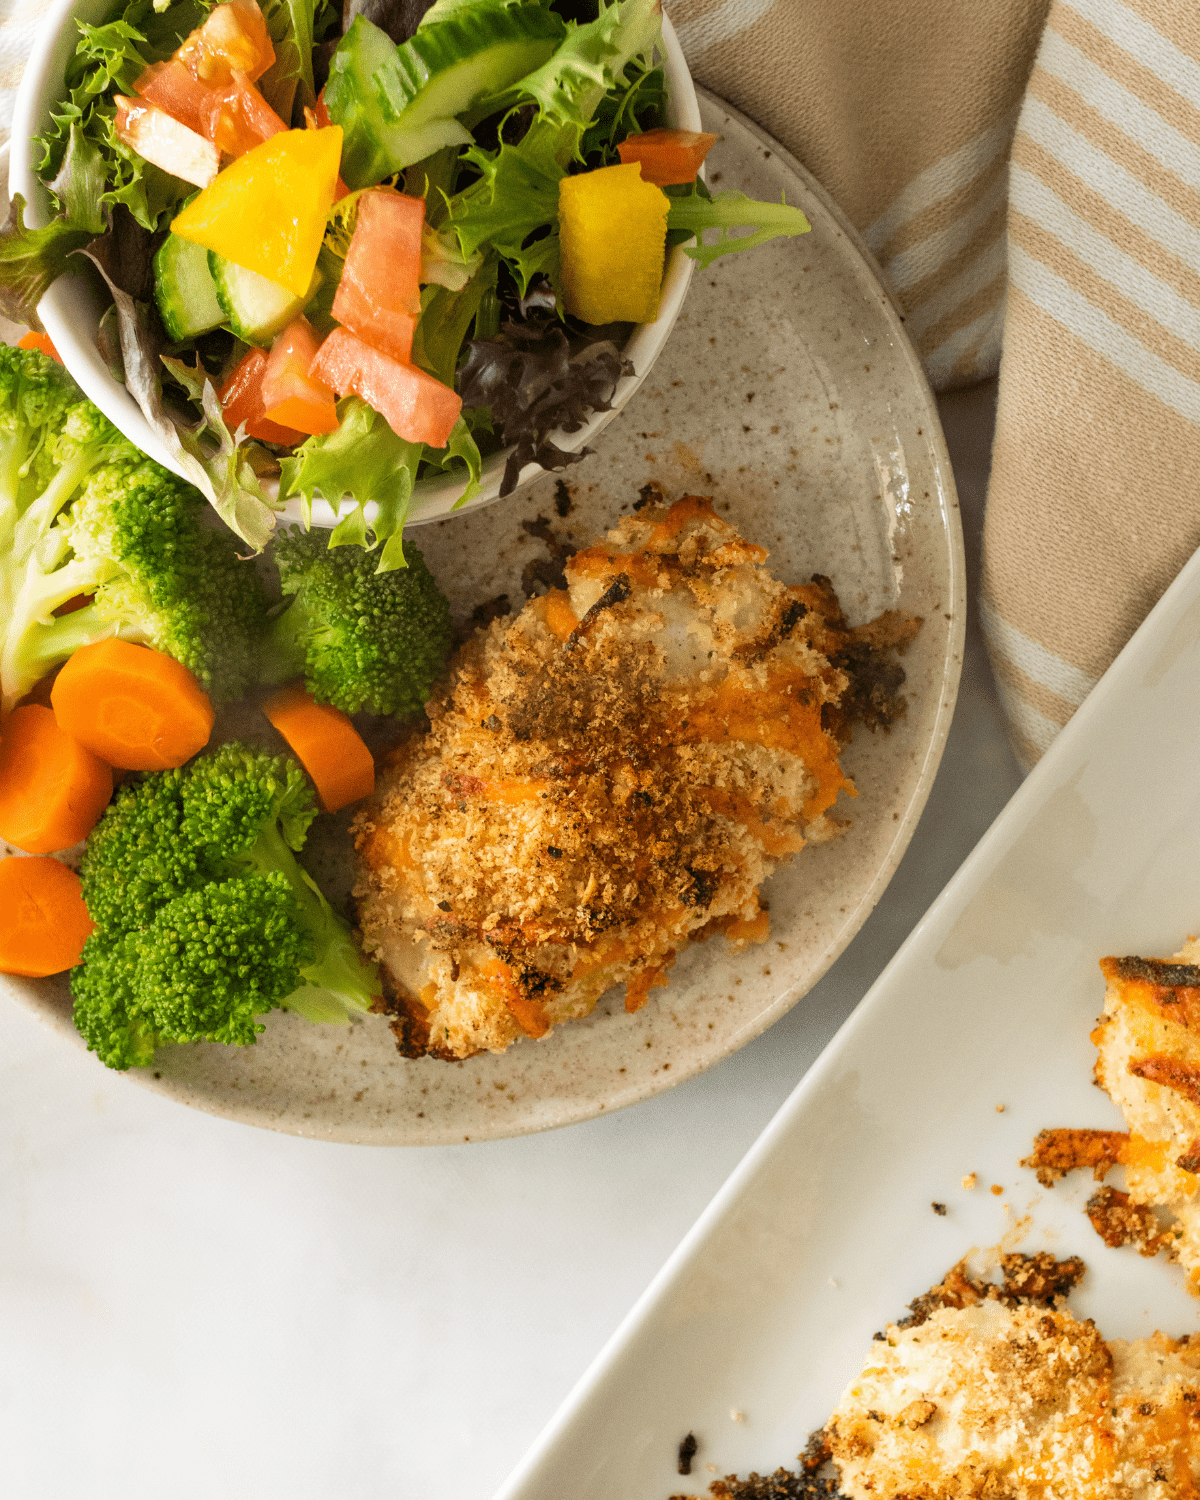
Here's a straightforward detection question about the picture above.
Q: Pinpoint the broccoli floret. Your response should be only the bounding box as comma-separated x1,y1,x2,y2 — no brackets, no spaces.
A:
74,766,201,934
73,743,381,1070
140,874,311,1048
259,526,452,716
71,931,158,1071
0,346,268,711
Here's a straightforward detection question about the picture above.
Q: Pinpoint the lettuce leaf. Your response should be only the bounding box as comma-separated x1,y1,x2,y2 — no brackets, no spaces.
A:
412,255,498,385
259,0,321,123
445,121,563,289
578,57,665,163
0,195,94,329
36,4,201,233
514,0,662,163
422,412,485,516
457,311,630,495
280,397,425,571
665,183,811,270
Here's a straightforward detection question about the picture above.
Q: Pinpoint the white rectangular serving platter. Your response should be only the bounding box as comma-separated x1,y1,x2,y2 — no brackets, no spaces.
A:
493,540,1200,1496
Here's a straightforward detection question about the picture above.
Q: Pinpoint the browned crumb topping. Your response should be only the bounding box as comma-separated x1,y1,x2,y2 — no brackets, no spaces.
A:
671,1467,846,1500
1035,937,1200,1285
1021,1126,1130,1186
355,495,921,1060
669,1257,1087,1500
819,596,921,739
895,1251,1086,1330
1110,956,1200,989
678,1433,699,1475
1085,1184,1172,1256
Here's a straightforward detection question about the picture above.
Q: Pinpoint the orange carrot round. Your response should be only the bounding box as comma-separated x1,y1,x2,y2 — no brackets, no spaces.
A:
263,683,375,813
17,330,63,364
51,638,214,771
0,705,114,853
0,856,95,976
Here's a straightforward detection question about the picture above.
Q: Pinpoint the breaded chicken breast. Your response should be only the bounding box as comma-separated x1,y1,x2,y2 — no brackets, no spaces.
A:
674,1257,1200,1500
1026,938,1200,1286
827,1289,1200,1499
353,496,915,1060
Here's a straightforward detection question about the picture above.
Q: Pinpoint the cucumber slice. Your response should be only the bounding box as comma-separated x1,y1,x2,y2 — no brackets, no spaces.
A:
326,7,565,186
153,233,224,344
393,5,567,126
209,253,322,346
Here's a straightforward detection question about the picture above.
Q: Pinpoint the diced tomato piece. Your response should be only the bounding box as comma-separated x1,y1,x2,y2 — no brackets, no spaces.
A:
219,348,307,445
133,59,215,135
312,91,332,130
175,0,275,87
114,97,219,188
616,128,719,186
201,71,287,157
332,189,424,364
332,282,416,366
261,318,339,435
310,329,461,447
17,331,62,364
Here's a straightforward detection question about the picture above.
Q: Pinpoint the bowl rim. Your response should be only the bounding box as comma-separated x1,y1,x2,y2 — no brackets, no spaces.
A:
9,0,700,527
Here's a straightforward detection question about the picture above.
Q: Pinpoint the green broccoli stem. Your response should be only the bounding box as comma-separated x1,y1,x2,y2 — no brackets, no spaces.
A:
258,599,309,687
239,820,380,1019
10,443,107,563
16,604,124,682
0,558,116,710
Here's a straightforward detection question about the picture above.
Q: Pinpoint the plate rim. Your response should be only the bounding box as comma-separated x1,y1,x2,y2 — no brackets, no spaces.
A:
1,94,966,1146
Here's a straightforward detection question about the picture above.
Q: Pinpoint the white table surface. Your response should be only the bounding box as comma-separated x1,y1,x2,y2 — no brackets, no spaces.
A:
0,379,1020,1500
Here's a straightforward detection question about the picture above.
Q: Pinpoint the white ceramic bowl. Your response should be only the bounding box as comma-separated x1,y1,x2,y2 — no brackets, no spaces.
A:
10,0,699,527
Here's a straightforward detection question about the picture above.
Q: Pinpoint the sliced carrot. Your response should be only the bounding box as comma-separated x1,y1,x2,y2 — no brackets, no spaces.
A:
616,128,719,186
0,705,113,854
51,639,214,771
263,683,375,813
0,856,95,976
18,330,63,365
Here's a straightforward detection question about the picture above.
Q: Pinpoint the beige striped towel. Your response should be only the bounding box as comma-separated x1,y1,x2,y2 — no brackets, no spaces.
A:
2,0,1194,768
673,0,1200,769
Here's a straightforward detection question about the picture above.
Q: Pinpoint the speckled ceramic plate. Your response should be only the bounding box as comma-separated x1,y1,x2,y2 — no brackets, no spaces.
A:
1,93,965,1144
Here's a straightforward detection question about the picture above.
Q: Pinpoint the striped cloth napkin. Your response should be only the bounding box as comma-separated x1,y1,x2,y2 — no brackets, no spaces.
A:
674,0,1200,769
2,0,1195,768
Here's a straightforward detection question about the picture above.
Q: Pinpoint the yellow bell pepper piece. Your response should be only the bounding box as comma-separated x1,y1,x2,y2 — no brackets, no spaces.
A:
171,127,343,298
558,162,670,325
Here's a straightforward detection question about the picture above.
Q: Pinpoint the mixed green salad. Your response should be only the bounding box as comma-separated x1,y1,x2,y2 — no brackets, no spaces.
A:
0,0,809,568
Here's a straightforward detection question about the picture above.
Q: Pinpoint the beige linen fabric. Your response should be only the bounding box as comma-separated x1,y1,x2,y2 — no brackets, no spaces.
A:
983,0,1200,768
669,0,1050,386
673,0,1200,769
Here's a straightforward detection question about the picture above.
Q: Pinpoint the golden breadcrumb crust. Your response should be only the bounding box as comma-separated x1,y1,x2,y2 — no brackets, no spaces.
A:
1024,937,1200,1287
353,497,917,1060
672,1256,1200,1500
825,1296,1200,1499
